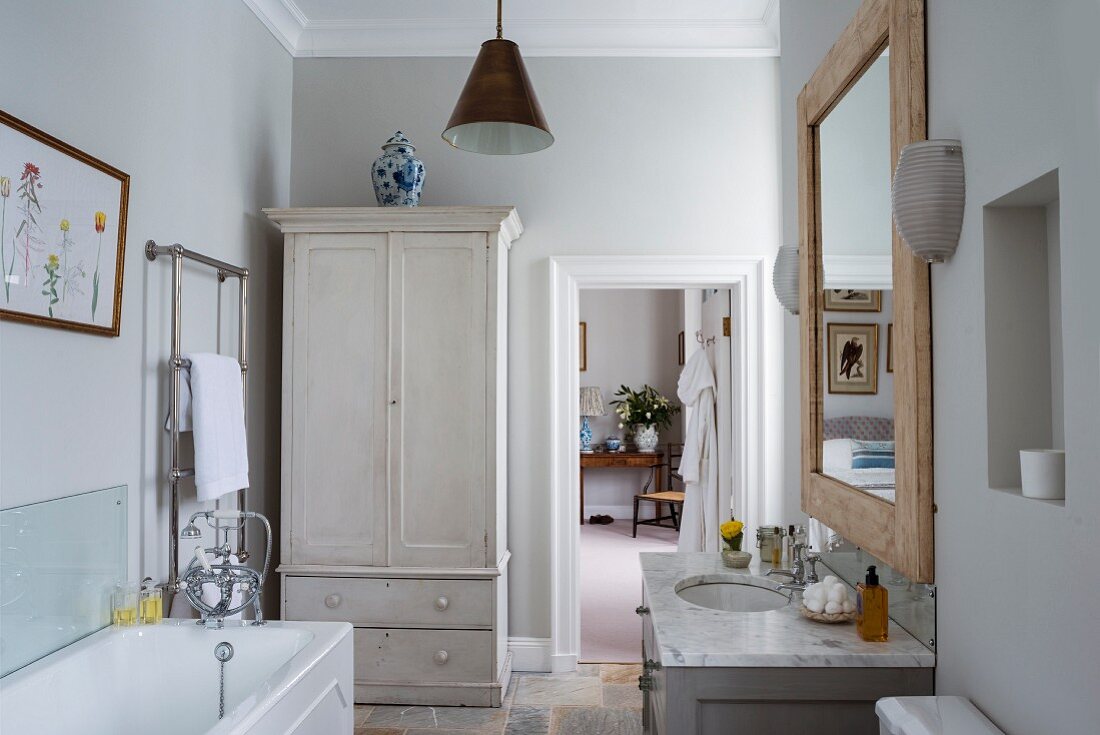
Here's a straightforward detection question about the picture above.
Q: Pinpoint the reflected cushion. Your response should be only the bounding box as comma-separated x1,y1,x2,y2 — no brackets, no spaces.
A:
851,440,895,469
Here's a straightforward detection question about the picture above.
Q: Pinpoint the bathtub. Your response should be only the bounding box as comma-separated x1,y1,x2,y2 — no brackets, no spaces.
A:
0,619,353,735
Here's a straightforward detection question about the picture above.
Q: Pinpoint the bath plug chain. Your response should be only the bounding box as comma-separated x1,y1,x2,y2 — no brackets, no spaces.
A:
215,642,234,720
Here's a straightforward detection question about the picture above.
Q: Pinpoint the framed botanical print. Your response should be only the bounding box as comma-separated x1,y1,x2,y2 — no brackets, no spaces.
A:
887,323,894,373
824,289,881,312
827,322,879,394
1,110,130,336
579,321,588,371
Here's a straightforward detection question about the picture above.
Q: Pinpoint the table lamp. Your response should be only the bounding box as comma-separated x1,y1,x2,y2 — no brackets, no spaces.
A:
579,386,606,454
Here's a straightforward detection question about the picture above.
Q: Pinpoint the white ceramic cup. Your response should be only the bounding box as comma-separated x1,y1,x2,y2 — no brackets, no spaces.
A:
1019,449,1066,500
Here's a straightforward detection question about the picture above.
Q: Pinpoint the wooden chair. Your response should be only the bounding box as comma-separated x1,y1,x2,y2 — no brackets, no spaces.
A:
632,443,686,538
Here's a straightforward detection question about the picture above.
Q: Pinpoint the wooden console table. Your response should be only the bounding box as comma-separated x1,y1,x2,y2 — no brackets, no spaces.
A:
579,449,664,524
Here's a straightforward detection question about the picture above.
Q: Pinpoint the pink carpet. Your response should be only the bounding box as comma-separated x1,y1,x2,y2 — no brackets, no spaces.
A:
580,519,679,663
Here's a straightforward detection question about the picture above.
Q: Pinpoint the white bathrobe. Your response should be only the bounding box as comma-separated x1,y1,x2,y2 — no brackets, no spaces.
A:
677,349,721,553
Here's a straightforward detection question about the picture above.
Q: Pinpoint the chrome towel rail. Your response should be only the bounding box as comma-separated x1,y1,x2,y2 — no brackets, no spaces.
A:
146,240,250,610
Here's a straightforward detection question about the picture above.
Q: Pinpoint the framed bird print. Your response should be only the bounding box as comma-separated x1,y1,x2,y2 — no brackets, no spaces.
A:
824,289,881,312
0,109,130,337
827,322,879,394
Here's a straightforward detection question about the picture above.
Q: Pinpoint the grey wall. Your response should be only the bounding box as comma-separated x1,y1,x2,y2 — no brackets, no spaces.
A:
928,0,1099,730
291,56,785,638
780,0,1100,730
0,0,293,617
778,0,864,524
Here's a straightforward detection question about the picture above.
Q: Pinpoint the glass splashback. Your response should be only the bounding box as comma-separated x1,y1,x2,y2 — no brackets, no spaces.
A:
819,544,936,652
0,486,127,677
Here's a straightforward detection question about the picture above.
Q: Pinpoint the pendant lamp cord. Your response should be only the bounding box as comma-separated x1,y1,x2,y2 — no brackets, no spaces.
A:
496,0,503,39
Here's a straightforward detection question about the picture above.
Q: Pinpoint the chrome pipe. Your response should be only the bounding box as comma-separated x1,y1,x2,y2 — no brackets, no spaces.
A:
236,271,250,561
146,240,248,279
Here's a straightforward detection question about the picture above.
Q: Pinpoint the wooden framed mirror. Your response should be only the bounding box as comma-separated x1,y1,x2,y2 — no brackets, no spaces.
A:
799,0,933,582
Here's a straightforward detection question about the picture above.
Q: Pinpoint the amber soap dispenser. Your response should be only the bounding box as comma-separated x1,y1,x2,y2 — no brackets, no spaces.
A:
856,565,889,642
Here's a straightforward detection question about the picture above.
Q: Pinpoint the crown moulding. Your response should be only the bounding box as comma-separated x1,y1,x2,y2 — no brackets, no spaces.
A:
242,0,781,58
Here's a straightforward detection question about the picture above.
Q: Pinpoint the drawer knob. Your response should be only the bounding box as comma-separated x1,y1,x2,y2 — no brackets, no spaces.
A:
324,594,341,609
434,596,450,611
434,650,449,665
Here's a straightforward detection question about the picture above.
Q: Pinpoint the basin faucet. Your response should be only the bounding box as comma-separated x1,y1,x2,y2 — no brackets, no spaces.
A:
765,542,820,591
178,510,272,628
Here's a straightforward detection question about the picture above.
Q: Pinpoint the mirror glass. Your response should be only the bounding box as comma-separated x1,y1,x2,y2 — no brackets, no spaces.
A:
817,48,895,504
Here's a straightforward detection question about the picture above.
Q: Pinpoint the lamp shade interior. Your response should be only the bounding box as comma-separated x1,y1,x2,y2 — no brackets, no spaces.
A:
443,121,554,155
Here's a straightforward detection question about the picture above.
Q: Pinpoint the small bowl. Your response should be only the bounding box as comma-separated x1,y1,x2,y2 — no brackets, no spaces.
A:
721,550,752,568
799,604,855,624
605,438,623,452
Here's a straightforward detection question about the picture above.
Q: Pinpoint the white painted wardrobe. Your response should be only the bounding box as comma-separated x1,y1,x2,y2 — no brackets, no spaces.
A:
264,207,521,707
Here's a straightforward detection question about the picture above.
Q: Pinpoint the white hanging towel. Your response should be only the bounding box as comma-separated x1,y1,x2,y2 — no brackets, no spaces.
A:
184,353,249,502
677,349,720,553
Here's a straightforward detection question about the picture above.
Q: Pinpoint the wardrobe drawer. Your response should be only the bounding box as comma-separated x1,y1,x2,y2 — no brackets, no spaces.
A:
354,628,493,684
284,576,492,627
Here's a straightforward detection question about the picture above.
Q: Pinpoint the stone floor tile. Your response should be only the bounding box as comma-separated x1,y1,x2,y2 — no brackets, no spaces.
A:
575,663,601,677
512,675,602,706
599,664,643,685
601,684,643,709
549,706,642,735
355,728,405,735
366,704,507,731
503,705,551,735
355,705,376,726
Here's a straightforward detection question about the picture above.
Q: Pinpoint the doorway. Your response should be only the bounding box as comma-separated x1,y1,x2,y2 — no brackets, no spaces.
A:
548,256,767,673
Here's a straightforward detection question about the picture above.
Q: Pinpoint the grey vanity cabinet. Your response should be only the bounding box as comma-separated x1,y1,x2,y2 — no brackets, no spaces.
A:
640,611,933,735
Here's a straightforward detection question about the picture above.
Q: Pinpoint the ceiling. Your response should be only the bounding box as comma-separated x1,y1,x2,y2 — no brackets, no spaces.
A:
242,0,780,58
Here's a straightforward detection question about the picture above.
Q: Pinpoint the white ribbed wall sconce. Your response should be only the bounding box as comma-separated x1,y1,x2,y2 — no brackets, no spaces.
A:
772,245,800,315
892,139,966,263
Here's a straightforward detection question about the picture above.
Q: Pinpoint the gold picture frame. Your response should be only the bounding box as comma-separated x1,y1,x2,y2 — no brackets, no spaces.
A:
0,109,130,337
887,323,894,373
824,289,882,312
827,322,879,394
579,321,588,371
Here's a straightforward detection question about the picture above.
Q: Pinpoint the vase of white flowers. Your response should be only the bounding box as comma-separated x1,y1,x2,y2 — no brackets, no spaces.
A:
610,385,680,454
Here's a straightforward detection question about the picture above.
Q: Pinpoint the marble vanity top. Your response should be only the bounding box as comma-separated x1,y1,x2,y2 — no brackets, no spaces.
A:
640,552,936,668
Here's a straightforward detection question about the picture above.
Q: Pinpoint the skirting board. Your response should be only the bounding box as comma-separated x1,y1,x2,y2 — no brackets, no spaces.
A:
509,637,552,672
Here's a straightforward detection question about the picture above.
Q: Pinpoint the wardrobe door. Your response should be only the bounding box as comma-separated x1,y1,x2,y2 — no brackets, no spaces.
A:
389,232,488,568
289,234,388,565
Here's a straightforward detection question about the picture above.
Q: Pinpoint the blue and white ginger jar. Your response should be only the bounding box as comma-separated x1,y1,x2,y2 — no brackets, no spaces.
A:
372,131,425,207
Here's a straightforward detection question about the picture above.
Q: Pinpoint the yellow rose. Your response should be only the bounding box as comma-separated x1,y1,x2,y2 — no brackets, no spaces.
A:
720,520,744,540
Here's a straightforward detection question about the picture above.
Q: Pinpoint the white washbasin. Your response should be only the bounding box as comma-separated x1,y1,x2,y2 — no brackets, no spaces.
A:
674,574,791,612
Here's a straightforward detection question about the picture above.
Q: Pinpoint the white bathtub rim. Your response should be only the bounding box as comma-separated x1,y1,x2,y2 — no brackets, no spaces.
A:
209,620,352,734
0,619,352,735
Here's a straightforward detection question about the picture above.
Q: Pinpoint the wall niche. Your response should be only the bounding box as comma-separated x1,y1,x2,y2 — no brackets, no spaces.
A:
983,169,1064,500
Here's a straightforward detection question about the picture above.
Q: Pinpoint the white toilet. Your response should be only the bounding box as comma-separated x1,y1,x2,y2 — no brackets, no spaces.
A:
877,696,1005,734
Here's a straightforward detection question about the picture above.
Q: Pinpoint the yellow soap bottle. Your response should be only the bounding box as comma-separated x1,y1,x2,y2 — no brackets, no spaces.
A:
856,565,889,642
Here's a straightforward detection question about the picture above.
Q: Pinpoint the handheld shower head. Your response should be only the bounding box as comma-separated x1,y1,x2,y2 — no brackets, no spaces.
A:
180,514,203,540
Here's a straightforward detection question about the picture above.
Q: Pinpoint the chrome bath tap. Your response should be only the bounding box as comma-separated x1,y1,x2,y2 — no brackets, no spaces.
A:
765,542,820,592
179,510,272,628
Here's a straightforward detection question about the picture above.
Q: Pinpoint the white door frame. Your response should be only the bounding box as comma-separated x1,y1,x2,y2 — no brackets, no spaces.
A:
548,255,766,672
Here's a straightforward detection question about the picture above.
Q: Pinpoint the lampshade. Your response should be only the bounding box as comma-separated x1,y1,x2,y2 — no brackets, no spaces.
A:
579,387,606,418
772,245,800,315
442,1,552,155
891,139,966,263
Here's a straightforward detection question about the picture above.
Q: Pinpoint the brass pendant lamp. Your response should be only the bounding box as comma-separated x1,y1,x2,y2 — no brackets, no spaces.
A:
442,0,553,154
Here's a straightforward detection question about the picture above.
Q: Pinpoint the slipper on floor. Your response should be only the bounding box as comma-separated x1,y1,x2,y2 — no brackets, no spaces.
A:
591,515,614,525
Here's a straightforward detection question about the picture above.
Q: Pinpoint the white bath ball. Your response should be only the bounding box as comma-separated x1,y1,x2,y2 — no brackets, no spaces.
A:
827,585,847,604
842,600,855,613
822,575,840,588
807,597,826,613
825,601,843,615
